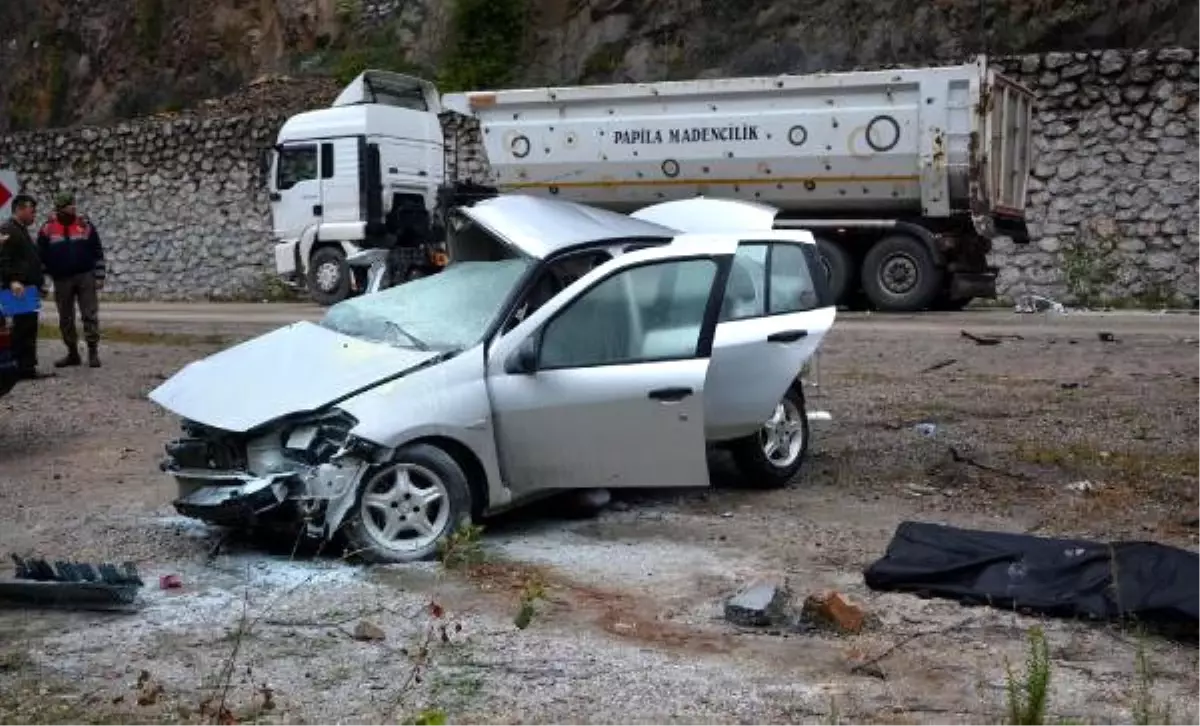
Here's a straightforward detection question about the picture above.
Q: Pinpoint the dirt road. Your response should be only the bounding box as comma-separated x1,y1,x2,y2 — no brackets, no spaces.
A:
1,308,1197,724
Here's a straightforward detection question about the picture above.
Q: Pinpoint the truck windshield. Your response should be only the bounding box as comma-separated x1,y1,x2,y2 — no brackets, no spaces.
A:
319,259,533,352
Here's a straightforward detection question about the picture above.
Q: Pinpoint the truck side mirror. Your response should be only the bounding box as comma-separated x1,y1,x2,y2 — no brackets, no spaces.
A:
504,336,539,375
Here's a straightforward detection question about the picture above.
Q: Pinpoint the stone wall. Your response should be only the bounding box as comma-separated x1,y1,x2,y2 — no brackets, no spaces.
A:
0,114,285,299
0,47,1196,304
991,48,1199,306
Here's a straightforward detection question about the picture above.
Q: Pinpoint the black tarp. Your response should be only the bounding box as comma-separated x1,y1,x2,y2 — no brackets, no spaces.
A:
863,521,1199,635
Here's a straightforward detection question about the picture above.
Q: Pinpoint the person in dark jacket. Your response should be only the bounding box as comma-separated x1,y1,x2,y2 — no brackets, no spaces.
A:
37,191,107,368
0,194,49,379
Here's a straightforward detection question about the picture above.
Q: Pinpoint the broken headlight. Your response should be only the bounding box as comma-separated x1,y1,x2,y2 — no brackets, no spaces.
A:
280,410,358,465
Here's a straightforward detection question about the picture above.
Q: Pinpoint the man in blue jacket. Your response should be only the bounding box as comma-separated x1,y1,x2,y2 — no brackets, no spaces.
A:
37,192,106,368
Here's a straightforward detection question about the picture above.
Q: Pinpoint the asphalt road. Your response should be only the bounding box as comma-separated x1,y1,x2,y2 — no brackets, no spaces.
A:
36,301,1200,339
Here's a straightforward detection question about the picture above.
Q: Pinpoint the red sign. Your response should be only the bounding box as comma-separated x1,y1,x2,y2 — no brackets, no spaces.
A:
0,181,11,211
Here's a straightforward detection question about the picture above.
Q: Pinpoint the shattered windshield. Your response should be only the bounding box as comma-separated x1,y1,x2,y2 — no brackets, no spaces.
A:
320,259,533,351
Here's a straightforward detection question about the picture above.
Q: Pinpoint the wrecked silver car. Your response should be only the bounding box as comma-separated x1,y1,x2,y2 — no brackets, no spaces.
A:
149,196,836,563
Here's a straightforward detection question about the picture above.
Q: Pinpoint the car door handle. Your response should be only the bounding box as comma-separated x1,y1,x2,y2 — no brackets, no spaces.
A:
767,329,808,343
648,386,693,402
313,204,323,216
268,192,281,202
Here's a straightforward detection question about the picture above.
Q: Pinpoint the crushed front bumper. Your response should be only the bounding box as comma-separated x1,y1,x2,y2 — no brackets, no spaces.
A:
170,471,295,526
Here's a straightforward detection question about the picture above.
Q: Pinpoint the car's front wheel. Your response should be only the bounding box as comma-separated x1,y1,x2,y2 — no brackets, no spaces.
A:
728,382,810,489
342,443,473,564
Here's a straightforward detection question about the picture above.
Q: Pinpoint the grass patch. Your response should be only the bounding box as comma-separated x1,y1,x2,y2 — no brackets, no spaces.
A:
1011,441,1199,481
36,324,229,348
1005,625,1051,725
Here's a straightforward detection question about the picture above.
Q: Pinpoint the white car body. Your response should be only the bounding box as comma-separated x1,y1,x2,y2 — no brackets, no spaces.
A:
149,196,836,562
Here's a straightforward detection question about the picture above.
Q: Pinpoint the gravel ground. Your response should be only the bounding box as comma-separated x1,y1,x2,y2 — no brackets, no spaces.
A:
0,311,1197,724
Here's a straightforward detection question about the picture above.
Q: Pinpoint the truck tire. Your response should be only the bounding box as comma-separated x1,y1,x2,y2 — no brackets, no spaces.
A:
815,238,855,307
861,234,943,312
307,246,351,306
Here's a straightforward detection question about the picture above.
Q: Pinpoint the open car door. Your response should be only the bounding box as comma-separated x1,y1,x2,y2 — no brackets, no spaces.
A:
703,231,837,441
485,237,738,497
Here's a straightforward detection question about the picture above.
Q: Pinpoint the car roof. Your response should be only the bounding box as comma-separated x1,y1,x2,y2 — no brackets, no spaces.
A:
457,195,678,260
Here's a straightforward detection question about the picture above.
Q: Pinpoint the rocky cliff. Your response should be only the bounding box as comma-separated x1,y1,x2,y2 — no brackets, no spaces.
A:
1,48,1195,305
2,1,1198,131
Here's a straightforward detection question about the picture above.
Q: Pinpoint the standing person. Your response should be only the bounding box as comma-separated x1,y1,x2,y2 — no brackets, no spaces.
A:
0,194,49,379
37,192,106,368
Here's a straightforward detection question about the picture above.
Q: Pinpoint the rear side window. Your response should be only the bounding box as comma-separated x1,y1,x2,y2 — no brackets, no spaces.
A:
719,241,826,321
767,243,821,313
320,143,335,179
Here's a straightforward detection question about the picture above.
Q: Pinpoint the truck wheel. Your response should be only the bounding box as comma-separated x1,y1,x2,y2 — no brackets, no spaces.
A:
861,235,943,312
342,443,474,564
307,246,350,306
815,238,855,307
728,382,810,489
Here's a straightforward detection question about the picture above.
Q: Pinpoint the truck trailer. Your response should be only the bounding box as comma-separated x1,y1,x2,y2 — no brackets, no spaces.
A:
267,59,1036,311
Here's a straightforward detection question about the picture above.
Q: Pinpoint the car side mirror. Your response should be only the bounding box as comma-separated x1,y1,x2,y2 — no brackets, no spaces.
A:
504,336,539,375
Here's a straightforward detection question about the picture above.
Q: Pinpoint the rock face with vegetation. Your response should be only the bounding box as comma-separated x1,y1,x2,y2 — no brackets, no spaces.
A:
2,0,1197,130
992,48,1199,306
0,2,1197,304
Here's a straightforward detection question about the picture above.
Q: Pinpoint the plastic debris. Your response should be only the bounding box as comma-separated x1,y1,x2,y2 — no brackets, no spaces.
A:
914,423,938,437
1015,294,1067,314
159,574,183,590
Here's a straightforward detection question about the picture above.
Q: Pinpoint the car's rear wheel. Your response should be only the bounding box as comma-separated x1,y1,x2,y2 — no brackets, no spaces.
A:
342,443,473,564
728,382,810,489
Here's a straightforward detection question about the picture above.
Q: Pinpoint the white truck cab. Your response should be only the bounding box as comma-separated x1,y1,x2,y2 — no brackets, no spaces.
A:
266,72,447,304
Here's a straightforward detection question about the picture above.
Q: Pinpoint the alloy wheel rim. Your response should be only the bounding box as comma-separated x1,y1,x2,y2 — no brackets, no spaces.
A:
360,463,450,552
758,398,804,468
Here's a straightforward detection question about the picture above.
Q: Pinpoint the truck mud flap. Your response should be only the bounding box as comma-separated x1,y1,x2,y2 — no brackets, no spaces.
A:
992,214,1031,244
949,272,998,300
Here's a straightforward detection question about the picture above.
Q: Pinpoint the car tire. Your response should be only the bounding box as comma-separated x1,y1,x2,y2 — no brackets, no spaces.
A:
861,234,943,312
342,443,474,564
728,382,810,489
307,246,351,306
815,238,855,307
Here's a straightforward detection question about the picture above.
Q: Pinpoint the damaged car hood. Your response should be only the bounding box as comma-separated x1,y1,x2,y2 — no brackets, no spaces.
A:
148,321,441,433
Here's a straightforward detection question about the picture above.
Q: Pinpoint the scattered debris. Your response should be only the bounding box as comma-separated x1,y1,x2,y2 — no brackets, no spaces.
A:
849,616,978,680
724,581,789,627
1066,480,1103,493
1098,331,1118,343
135,669,164,706
913,422,938,437
0,555,144,611
353,619,387,641
948,445,1026,480
801,590,867,634
159,574,183,590
960,330,1002,346
922,358,958,373
1015,295,1067,314
903,482,940,497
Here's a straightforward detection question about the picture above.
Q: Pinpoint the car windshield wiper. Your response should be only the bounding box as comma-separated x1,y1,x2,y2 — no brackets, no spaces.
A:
383,321,430,351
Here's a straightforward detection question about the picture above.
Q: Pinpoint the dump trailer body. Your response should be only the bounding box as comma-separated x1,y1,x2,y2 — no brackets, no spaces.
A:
441,58,1036,311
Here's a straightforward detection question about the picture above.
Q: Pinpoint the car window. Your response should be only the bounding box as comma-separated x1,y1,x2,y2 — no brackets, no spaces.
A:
719,244,767,321
539,258,717,369
277,145,318,190
768,243,821,313
320,259,533,351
